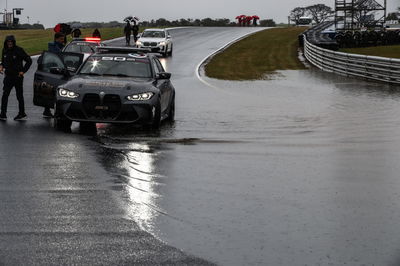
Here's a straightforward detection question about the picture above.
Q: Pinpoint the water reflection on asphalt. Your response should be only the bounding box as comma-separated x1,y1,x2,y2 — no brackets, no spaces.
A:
92,64,400,266
72,28,400,266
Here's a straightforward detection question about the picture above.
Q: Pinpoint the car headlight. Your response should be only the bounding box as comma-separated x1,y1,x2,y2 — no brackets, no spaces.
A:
136,41,142,45
127,92,154,101
59,88,79,99
159,41,166,46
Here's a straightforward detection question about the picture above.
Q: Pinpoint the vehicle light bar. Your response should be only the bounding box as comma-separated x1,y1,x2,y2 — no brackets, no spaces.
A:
71,38,101,43
95,46,152,54
85,37,101,42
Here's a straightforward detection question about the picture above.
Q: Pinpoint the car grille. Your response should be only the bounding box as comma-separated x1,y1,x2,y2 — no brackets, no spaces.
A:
103,94,121,119
83,93,100,118
143,42,158,47
82,93,121,120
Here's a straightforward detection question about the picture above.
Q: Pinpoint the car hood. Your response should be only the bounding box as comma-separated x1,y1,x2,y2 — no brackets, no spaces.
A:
63,75,157,94
138,37,166,43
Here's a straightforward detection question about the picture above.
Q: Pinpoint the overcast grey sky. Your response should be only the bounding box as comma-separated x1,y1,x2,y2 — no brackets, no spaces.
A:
3,0,399,27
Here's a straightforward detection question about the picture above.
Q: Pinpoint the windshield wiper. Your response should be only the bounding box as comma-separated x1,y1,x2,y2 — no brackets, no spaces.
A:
102,73,131,77
80,72,103,76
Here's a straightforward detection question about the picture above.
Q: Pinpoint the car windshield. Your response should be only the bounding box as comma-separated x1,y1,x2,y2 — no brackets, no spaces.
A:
79,56,152,78
141,31,165,38
64,42,96,53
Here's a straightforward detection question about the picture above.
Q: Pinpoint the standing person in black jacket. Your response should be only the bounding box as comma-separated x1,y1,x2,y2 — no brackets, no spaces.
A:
92,28,101,38
0,35,32,121
41,32,65,118
132,23,139,44
124,22,132,46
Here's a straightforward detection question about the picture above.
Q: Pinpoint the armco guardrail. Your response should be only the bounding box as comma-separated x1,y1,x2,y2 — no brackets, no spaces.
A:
303,34,400,85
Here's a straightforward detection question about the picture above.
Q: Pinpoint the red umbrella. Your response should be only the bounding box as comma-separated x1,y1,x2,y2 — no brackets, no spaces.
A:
54,23,61,33
252,15,260,20
236,15,241,19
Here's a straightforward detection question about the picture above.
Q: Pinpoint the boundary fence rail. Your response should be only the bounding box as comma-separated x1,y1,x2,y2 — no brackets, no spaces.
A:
303,34,400,85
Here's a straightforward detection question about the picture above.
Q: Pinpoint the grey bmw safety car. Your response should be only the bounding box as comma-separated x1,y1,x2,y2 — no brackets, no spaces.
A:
33,47,175,131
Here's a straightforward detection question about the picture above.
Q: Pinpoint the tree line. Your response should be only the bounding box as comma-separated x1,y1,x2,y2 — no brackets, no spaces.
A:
291,4,400,26
16,17,277,30
65,18,276,28
386,6,400,22
290,4,333,25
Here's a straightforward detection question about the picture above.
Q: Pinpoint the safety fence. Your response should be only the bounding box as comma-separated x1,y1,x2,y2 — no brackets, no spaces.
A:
303,34,400,85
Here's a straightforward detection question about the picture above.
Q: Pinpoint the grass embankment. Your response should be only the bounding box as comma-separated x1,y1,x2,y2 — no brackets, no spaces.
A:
0,27,128,55
341,46,400,59
205,27,307,80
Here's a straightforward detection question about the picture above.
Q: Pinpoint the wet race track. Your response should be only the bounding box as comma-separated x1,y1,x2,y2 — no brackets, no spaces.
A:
2,27,400,265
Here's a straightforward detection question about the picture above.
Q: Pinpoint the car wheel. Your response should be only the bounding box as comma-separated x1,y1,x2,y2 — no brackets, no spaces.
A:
151,99,161,129
168,44,173,56
166,94,175,122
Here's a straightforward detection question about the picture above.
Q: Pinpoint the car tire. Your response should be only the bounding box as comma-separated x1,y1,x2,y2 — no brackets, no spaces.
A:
168,44,173,56
151,99,162,129
166,94,175,122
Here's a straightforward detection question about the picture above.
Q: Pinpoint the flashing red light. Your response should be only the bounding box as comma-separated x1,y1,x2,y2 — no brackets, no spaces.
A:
85,37,101,42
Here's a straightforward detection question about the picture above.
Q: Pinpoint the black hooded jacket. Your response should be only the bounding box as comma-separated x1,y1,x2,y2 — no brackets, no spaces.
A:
1,35,32,76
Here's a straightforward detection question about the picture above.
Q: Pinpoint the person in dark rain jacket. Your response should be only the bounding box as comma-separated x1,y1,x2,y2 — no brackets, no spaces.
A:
124,22,132,46
0,35,32,121
92,28,101,38
48,32,65,53
132,24,139,44
41,32,65,118
71,28,82,38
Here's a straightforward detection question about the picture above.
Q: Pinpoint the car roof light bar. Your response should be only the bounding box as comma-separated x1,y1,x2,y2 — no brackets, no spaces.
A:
84,37,101,42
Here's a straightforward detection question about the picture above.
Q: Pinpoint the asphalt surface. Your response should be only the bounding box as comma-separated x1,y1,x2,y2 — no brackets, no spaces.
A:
2,26,400,266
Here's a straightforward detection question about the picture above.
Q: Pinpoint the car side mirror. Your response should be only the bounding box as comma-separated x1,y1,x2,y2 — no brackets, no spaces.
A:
157,72,171,80
167,35,171,39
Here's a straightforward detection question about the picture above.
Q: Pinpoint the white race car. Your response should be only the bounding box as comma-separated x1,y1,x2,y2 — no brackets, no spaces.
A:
136,29,173,57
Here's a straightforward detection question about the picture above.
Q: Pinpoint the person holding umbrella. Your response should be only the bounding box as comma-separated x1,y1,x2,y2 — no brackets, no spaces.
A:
235,16,241,26
132,24,139,44
252,15,260,26
71,23,83,38
71,28,82,38
54,23,71,45
124,21,132,46
246,16,252,26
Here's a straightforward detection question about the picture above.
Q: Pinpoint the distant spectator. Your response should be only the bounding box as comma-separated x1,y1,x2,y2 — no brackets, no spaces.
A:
132,24,139,43
54,23,71,44
48,32,65,53
71,28,82,38
124,22,132,46
92,28,101,38
44,32,65,118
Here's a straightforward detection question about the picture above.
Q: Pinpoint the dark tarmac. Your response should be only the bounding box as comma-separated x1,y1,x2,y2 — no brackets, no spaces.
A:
1,27,400,265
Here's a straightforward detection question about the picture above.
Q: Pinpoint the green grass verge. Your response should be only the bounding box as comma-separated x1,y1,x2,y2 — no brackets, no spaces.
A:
0,27,131,55
341,45,400,59
204,27,307,80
